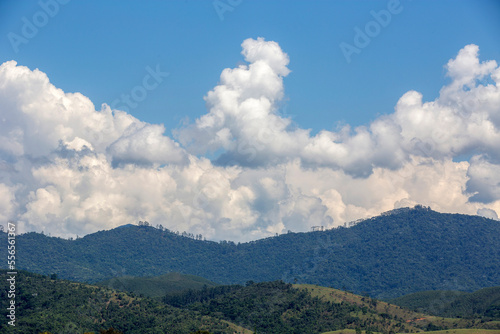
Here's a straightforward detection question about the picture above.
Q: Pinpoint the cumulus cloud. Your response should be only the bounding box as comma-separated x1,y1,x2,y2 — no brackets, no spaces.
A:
177,39,500,179
477,208,499,220
0,61,187,164
108,123,188,167
466,155,500,203
1,39,500,242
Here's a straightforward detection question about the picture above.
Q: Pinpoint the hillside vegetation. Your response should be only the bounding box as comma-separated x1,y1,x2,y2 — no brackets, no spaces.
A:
2,206,499,299
0,270,240,334
2,270,499,334
298,285,500,332
389,287,500,319
161,281,500,333
98,272,218,298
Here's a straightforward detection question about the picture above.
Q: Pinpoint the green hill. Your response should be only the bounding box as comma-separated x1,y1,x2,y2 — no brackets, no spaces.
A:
1,269,499,334
0,270,242,334
299,285,500,333
162,281,500,333
98,272,219,298
165,281,381,333
2,206,499,299
389,287,500,319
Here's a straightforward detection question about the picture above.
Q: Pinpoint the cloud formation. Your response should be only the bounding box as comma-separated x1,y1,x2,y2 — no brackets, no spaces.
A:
1,39,499,241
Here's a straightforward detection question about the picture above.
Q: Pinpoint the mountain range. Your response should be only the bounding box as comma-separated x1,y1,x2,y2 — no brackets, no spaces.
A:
2,206,499,299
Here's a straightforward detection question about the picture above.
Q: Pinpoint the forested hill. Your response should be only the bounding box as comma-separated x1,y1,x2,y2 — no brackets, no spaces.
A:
0,270,246,334
4,270,498,334
389,286,500,319
2,206,499,299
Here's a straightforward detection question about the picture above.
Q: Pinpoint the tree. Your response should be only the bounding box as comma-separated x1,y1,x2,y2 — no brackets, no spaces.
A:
138,221,150,227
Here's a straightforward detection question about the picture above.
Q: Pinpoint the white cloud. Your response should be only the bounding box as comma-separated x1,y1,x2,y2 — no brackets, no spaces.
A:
0,183,16,223
0,61,187,165
178,40,500,178
477,208,499,220
1,40,500,241
107,123,188,166
466,155,500,203
442,44,498,93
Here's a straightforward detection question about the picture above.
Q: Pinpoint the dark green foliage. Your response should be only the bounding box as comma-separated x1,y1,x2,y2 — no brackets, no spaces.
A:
0,270,236,334
2,207,499,299
389,286,500,319
163,284,244,308
0,270,497,334
97,272,218,298
164,281,397,333
100,328,123,334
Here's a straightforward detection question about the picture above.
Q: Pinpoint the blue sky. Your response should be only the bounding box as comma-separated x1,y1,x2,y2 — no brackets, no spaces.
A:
1,0,500,241
2,0,499,132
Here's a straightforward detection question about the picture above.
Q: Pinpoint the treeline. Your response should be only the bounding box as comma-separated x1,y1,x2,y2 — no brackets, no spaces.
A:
138,221,206,241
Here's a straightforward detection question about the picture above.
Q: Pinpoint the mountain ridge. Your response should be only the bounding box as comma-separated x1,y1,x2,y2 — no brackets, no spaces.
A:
2,206,499,299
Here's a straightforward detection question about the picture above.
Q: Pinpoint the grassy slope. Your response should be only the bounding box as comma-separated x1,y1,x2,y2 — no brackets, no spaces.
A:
166,280,418,333
98,272,219,298
296,284,427,333
295,285,500,333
